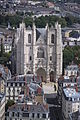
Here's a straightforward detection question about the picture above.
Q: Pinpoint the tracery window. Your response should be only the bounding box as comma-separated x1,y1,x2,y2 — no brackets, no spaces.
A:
51,34,54,43
28,34,31,43
37,48,44,58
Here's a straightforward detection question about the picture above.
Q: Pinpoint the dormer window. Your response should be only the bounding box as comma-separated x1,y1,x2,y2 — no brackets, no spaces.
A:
28,34,31,43
51,34,54,43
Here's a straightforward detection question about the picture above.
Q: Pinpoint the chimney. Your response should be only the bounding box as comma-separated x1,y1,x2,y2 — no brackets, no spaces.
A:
27,86,29,97
27,105,30,111
76,77,78,83
75,84,78,92
0,72,2,77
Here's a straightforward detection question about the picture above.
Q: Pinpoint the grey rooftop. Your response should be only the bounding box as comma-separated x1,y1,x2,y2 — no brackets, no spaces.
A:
8,103,49,113
63,87,80,99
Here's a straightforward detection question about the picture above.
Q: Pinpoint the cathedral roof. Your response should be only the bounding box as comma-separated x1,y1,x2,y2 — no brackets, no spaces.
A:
27,26,31,30
36,28,46,42
50,25,54,30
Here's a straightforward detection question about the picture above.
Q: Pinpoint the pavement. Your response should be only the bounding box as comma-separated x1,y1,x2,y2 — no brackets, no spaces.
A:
42,82,58,95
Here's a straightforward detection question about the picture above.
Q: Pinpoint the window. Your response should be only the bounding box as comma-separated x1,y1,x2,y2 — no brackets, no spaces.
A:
67,41,69,45
12,112,14,117
11,83,13,86
68,111,70,113
28,34,31,43
17,112,19,117
23,113,29,117
51,34,54,43
37,48,44,58
50,56,52,61
19,83,22,87
8,87,10,91
30,56,32,61
32,113,34,118
37,113,40,118
42,114,46,118
15,83,17,86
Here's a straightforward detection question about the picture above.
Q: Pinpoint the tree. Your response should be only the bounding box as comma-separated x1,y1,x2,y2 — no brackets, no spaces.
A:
5,100,15,111
63,46,80,68
63,46,74,68
69,30,80,38
24,16,33,27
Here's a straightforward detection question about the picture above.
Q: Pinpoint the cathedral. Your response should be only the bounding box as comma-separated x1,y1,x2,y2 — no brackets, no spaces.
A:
15,22,63,82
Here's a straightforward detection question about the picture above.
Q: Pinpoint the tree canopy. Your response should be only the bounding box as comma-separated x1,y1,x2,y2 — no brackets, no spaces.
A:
63,46,80,68
0,40,11,65
0,14,80,28
5,100,15,111
69,30,80,38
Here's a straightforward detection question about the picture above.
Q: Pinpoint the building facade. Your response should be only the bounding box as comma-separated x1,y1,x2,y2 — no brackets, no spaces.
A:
58,77,77,104
0,93,5,120
64,65,79,77
6,103,50,120
62,87,80,120
6,74,42,102
6,78,25,102
15,22,62,82
0,77,5,94
0,28,15,53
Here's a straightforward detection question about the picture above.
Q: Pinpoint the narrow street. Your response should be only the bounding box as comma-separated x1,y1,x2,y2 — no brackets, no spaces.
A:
47,98,63,120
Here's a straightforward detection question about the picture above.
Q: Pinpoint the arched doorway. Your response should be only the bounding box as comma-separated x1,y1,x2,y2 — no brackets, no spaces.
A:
50,71,54,82
36,68,46,82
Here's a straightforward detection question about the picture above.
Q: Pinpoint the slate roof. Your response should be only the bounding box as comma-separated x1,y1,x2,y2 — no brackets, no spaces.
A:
36,28,46,42
8,103,49,113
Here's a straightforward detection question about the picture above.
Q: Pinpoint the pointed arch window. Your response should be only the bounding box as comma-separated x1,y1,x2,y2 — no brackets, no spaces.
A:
37,48,44,58
28,34,31,43
51,34,54,43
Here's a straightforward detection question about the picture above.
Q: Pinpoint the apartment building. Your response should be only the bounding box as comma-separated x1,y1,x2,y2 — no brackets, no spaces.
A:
6,102,50,120
58,76,77,104
6,74,42,102
62,87,80,120
0,93,5,120
64,65,79,77
0,77,5,94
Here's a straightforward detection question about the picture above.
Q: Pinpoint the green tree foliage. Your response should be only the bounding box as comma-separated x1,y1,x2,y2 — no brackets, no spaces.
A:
35,16,67,27
63,46,80,68
65,15,80,27
0,40,11,65
24,17,33,27
69,30,80,38
0,14,80,28
0,15,22,28
5,100,15,111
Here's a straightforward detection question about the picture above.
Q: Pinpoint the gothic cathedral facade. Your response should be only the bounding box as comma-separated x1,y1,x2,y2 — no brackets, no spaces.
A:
15,22,62,82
